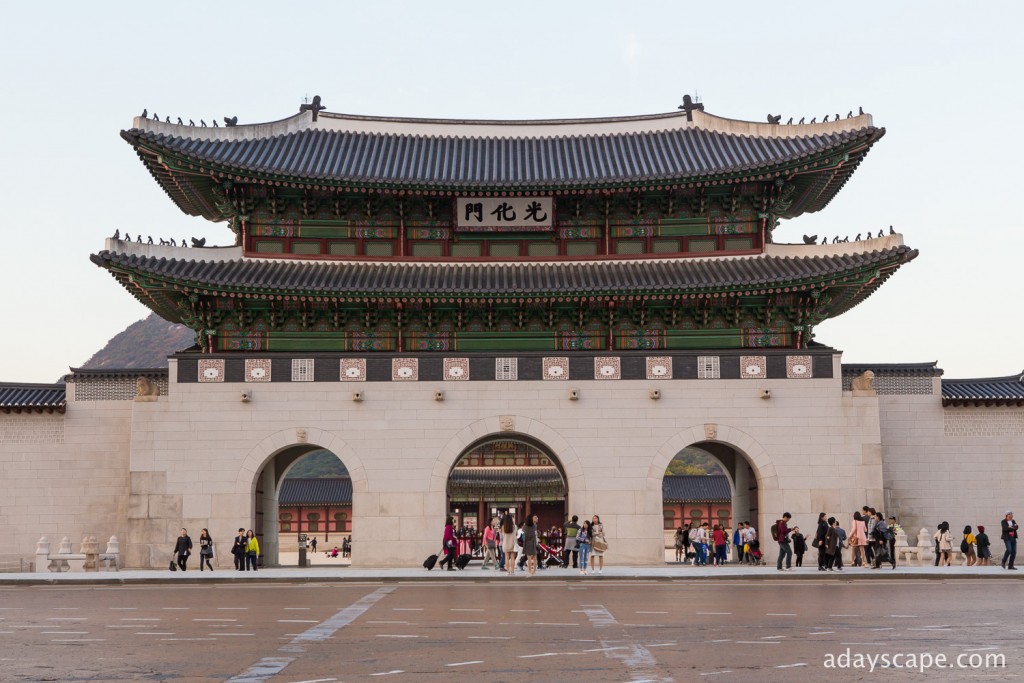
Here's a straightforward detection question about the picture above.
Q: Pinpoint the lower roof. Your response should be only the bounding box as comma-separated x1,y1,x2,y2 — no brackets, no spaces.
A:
942,371,1024,407
663,475,731,503
0,383,66,413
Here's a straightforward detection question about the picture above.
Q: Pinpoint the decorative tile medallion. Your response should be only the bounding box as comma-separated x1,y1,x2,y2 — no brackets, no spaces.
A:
646,356,673,380
392,358,419,381
594,357,621,380
740,356,767,379
244,359,271,383
787,355,813,379
443,357,470,381
198,359,225,383
340,358,366,382
543,357,569,380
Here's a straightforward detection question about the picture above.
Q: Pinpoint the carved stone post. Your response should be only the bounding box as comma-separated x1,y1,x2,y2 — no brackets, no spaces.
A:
35,536,50,574
916,527,934,566
81,535,99,571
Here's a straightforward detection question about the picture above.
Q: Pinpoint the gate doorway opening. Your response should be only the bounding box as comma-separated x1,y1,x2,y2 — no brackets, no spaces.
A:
662,441,759,563
254,445,350,567
447,435,567,556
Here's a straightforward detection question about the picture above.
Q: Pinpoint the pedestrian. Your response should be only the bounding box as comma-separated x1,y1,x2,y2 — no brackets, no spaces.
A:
870,512,889,569
775,513,793,571
245,529,259,571
933,521,952,567
886,516,901,569
814,513,829,571
863,506,877,566
743,522,758,564
577,520,592,575
823,517,840,571
198,528,214,571
694,522,709,567
590,515,607,575
833,519,847,571
961,525,977,566
688,523,701,565
174,527,192,572
674,527,685,563
976,525,992,566
1001,511,1018,570
310,537,317,553
563,515,580,569
791,526,806,567
850,511,867,567
712,524,728,566
501,511,518,576
523,515,538,576
439,516,457,571
732,522,744,564
231,528,247,571
482,517,498,569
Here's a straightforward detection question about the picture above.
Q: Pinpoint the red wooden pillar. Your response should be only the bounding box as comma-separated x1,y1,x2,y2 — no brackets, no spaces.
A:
325,505,331,543
478,496,485,529
525,496,531,519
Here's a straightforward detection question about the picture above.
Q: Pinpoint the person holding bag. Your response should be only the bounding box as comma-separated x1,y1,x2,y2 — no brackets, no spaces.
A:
198,528,214,571
576,521,592,575
173,528,193,572
589,515,608,575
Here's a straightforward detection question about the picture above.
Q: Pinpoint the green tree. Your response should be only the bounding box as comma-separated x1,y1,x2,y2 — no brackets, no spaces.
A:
664,447,725,476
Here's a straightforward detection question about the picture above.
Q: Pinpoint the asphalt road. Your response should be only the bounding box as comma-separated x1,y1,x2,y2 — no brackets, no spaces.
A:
0,579,1019,682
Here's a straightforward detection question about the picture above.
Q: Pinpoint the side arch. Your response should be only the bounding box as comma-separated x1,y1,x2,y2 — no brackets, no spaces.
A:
234,427,369,496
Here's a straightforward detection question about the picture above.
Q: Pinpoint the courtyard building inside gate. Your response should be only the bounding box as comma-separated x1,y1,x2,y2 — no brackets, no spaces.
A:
1,98,1022,568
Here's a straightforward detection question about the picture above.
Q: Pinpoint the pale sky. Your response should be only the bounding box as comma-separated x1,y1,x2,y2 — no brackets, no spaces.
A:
1,1,1021,383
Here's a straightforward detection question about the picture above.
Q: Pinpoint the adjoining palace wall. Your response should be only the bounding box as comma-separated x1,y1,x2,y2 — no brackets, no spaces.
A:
0,387,132,560
878,381,1024,542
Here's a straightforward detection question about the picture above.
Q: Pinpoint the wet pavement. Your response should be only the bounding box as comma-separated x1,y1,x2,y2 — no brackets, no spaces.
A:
0,577,1019,681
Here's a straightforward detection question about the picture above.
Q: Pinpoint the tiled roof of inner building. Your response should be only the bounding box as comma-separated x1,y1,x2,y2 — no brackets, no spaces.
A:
278,478,352,506
90,246,917,297
663,475,732,503
841,362,943,377
0,383,66,413
942,371,1024,406
121,124,881,189
448,467,565,488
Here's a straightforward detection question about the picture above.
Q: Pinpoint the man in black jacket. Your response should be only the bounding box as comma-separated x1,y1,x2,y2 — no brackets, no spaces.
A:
174,528,193,572
815,513,829,571
1001,512,1018,570
231,528,247,571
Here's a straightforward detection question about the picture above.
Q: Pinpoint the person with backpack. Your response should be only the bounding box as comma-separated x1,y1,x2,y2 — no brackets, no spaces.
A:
674,527,685,563
774,513,792,571
961,525,977,566
933,521,952,567
886,516,901,569
688,524,701,566
712,524,728,566
870,513,889,569
563,515,580,569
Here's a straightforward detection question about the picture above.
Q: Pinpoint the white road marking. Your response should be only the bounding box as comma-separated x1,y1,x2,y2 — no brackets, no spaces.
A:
761,636,786,640
446,661,483,667
839,642,884,646
290,679,336,683
704,639,732,643
584,646,629,652
869,627,895,631
699,672,732,676
194,618,238,622
109,607,137,611
469,635,512,639
368,620,409,624
534,622,579,626
830,614,860,617
450,608,484,611
278,620,319,624
776,663,807,669
53,638,105,642
697,612,731,615
519,653,560,659
766,613,796,616
646,643,676,647
510,609,540,612
138,632,176,635
121,618,160,621
161,638,216,641
284,607,311,611
890,614,918,618
809,631,835,635
392,608,423,611
47,617,87,621
376,634,422,638
448,621,487,625
637,611,668,614
41,631,88,635
908,628,952,631
368,672,404,677
211,633,255,636
734,641,779,645
219,607,249,610
52,607,80,610
964,647,1000,652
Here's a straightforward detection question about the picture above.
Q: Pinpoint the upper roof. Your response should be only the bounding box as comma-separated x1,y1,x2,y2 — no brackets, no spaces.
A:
122,104,883,219
0,383,66,414
942,371,1024,407
663,475,732,503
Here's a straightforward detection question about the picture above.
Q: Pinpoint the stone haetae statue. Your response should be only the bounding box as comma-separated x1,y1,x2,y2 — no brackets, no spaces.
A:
134,376,160,402
851,370,876,394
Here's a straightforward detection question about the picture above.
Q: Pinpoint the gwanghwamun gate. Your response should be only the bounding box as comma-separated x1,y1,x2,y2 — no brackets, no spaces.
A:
2,98,1022,568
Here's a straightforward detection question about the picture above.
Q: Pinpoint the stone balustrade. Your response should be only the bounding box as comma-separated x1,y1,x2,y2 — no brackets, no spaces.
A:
35,535,120,572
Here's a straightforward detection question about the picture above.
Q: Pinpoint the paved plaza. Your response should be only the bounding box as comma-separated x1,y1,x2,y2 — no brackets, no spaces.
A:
0,574,1018,682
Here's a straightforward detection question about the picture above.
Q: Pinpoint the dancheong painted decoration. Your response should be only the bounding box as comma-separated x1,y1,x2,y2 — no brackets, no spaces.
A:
94,97,917,353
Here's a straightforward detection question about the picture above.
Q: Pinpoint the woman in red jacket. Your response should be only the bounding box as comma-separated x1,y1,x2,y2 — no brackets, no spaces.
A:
439,517,457,571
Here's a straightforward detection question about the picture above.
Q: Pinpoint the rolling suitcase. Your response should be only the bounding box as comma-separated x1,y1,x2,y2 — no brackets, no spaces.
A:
423,554,439,570
455,553,472,570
